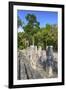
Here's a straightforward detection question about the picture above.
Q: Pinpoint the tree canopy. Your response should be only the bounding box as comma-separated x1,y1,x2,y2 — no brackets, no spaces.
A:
17,16,23,28
17,14,58,51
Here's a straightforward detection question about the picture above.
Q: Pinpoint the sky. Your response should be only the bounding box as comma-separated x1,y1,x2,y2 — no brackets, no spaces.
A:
17,10,58,32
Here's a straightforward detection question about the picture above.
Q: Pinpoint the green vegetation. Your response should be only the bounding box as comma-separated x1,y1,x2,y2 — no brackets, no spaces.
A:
17,14,58,51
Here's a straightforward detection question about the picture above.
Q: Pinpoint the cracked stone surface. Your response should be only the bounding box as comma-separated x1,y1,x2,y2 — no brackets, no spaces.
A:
17,48,58,80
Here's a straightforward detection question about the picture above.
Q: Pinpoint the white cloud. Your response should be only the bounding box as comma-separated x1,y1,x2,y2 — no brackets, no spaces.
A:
18,26,24,32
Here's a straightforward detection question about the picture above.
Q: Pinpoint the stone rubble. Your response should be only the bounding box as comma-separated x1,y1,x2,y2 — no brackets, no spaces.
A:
17,45,58,80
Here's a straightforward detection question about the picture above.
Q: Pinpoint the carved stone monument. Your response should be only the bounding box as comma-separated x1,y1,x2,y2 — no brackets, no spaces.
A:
38,46,42,58
46,46,53,77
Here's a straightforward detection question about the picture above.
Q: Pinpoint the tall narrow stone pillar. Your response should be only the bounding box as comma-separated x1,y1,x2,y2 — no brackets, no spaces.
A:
46,46,53,77
38,46,42,58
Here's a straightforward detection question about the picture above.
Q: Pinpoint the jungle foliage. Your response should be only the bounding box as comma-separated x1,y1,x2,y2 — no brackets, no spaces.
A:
17,14,58,51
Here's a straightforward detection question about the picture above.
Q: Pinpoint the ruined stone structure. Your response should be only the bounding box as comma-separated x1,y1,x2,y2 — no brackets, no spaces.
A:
17,45,58,80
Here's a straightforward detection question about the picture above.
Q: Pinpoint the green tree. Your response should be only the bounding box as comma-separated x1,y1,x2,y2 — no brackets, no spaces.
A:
17,14,58,51
23,14,40,45
41,24,58,51
17,16,24,28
